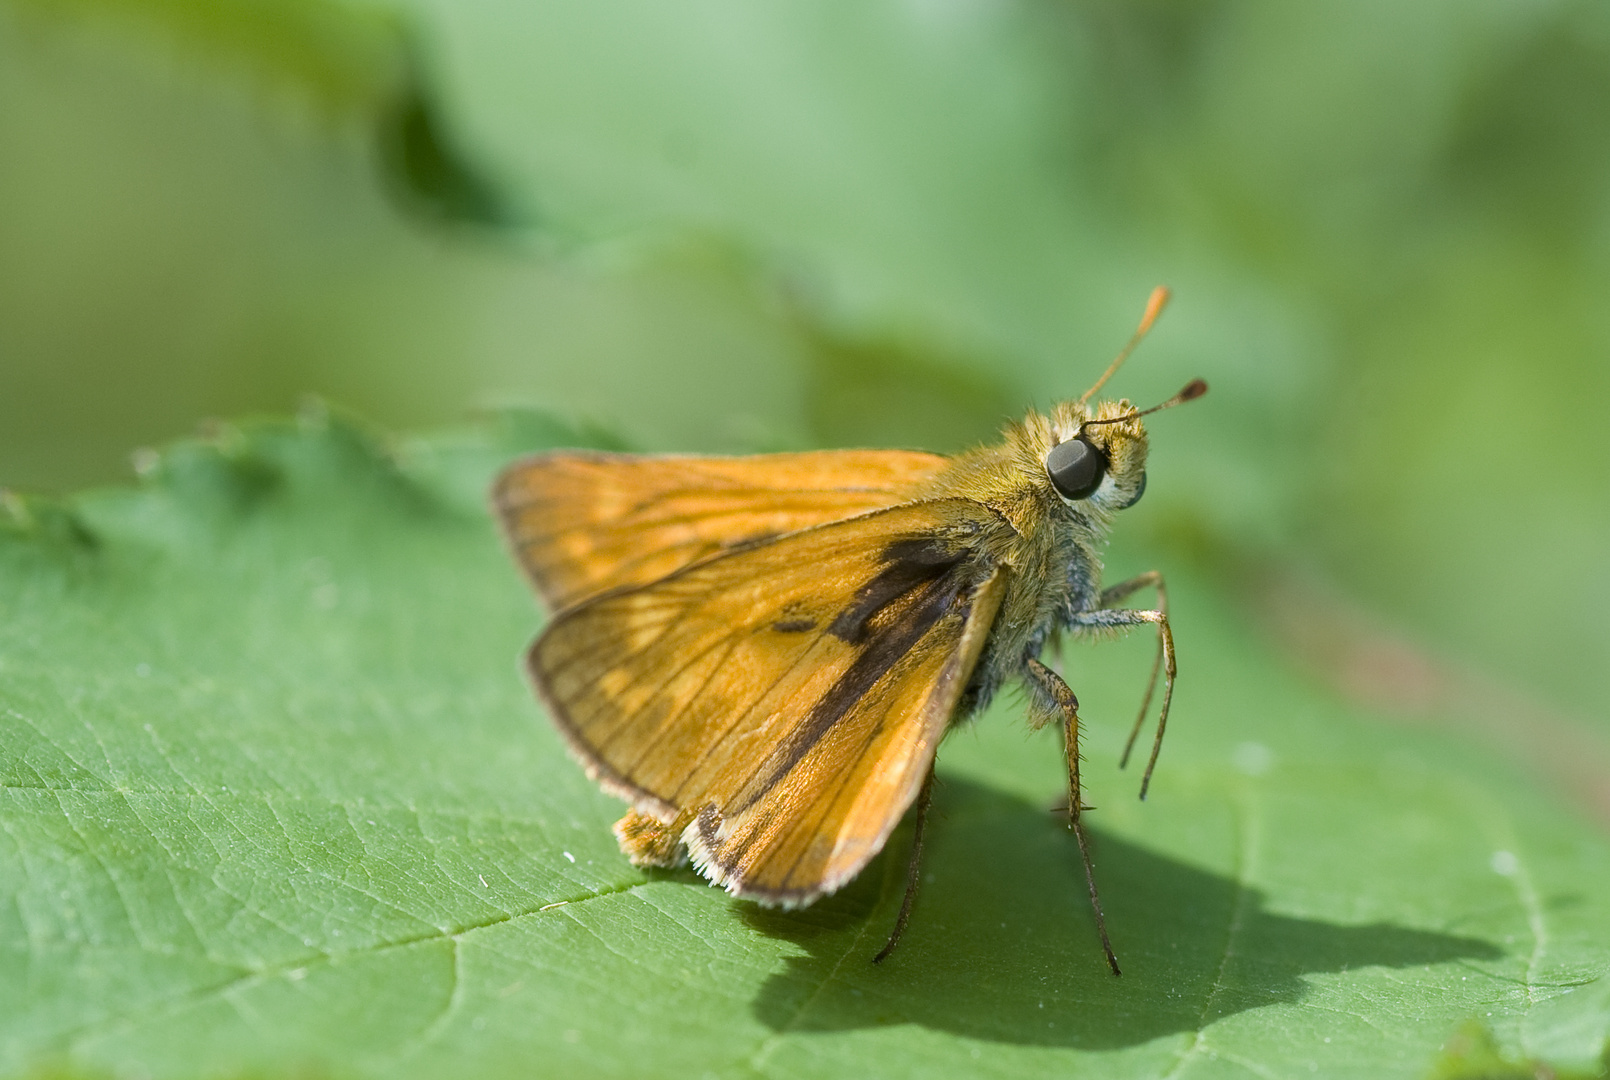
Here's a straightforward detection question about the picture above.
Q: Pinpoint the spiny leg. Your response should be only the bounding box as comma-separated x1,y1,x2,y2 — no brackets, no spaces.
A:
1131,611,1175,800
1070,596,1177,801
1097,572,1168,772
1025,658,1120,976
873,765,936,964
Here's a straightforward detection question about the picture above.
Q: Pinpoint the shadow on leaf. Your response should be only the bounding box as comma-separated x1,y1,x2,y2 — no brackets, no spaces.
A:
742,776,1502,1050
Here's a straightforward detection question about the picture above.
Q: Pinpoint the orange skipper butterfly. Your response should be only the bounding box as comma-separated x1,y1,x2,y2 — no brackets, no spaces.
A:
494,287,1205,974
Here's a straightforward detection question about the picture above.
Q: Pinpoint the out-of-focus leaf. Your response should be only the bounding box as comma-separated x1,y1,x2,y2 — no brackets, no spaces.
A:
9,0,509,224
375,0,1610,723
795,321,1024,454
14,0,404,114
1,414,1607,1079
0,26,820,490
1429,1020,1608,1080
6,0,1608,733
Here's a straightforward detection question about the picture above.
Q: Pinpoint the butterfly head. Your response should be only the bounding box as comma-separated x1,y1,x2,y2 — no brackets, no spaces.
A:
1039,380,1206,513
1041,400,1147,510
1010,287,1204,514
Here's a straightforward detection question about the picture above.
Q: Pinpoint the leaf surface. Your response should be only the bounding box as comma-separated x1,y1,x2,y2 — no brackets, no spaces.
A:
1,416,1607,1079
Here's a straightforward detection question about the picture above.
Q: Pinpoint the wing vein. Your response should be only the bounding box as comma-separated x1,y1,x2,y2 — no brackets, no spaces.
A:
670,634,831,803
616,634,744,777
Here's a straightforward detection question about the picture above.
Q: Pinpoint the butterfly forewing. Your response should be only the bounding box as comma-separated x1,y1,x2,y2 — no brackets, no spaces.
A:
691,564,1002,901
494,450,947,610
529,499,1005,905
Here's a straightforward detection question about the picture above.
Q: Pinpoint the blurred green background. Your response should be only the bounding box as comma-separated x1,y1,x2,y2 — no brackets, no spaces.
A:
2,0,1607,781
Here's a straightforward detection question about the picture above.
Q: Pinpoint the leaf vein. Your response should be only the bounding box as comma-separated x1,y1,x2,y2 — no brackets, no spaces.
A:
50,879,656,1055
1162,791,1261,1080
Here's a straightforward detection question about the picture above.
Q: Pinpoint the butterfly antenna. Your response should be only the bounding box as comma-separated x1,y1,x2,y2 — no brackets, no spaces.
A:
1079,378,1209,436
1138,377,1209,417
1077,286,1171,407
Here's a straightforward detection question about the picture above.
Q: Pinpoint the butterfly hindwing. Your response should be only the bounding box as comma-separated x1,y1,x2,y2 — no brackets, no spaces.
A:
493,449,948,611
529,500,1006,905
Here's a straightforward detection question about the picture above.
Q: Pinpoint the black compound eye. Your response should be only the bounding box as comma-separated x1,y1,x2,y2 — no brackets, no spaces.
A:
1114,470,1147,509
1046,438,1106,500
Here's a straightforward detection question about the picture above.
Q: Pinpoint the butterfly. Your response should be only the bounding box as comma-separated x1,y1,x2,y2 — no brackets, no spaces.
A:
493,287,1205,974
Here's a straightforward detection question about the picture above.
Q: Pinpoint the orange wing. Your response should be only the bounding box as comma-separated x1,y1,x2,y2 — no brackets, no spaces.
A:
530,501,1006,906
492,449,946,610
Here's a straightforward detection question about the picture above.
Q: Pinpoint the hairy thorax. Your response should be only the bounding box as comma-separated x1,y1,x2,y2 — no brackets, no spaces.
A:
912,433,1115,719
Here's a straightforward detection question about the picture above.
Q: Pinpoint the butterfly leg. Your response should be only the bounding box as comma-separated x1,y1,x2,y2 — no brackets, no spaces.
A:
1069,594,1176,800
1096,572,1169,775
873,764,935,964
1025,657,1121,976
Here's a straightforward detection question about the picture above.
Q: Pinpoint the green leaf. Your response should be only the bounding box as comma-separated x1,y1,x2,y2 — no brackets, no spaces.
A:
10,0,510,225
1430,1020,1607,1080
2,414,1608,1079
